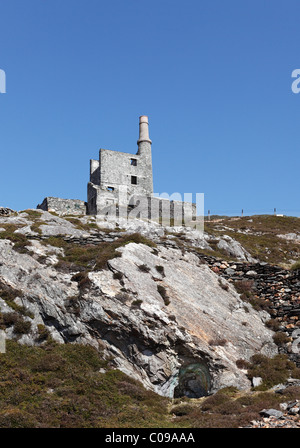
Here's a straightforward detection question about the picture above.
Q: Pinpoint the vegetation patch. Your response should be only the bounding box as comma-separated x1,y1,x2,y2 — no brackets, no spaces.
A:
131,299,143,308
71,272,92,292
0,280,33,318
171,385,300,428
157,284,170,306
138,264,150,273
36,324,51,342
240,354,300,390
0,224,31,254
64,217,98,231
155,265,165,276
20,210,43,219
291,260,300,271
0,312,32,336
193,245,236,262
204,215,300,266
233,279,271,311
30,222,44,235
0,340,170,428
218,278,229,291
265,318,280,331
272,332,291,347
0,341,300,428
42,233,156,273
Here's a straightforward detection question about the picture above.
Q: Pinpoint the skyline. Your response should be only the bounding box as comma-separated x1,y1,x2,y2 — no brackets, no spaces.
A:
1,1,300,217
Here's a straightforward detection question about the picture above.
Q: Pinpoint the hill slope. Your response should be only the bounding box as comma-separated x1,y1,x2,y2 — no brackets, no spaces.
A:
0,208,300,427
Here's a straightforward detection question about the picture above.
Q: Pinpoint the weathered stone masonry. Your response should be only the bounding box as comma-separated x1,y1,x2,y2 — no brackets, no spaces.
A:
37,116,197,222
86,115,197,222
37,197,87,215
87,115,154,215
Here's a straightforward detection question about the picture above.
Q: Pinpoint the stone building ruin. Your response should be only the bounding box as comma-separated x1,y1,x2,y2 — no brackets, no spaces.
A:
87,115,153,216
38,116,197,225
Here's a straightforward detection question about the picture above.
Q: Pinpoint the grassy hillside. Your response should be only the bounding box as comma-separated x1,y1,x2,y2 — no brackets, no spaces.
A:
0,340,300,428
204,215,300,266
1,211,300,428
0,340,172,428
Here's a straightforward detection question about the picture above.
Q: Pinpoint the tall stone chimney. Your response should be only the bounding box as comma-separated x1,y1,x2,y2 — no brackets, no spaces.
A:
137,115,152,155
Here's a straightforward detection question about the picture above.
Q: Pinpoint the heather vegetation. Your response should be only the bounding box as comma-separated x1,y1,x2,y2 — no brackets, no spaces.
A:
239,354,300,390
1,341,299,428
233,279,271,312
0,224,31,254
0,340,171,428
204,215,300,266
172,385,300,428
41,232,156,273
0,280,33,318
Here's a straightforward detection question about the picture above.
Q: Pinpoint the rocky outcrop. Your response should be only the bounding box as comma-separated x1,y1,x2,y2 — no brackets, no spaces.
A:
0,210,278,398
0,207,14,217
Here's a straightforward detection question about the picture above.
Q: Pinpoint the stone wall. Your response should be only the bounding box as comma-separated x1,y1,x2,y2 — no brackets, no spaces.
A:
196,253,300,366
87,146,153,215
37,197,87,215
87,193,197,224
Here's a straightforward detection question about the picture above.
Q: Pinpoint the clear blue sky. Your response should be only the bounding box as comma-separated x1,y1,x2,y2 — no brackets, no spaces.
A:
0,0,299,216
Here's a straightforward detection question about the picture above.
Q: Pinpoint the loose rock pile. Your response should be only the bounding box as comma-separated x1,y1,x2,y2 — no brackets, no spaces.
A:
242,380,300,428
246,400,300,428
247,411,300,428
195,255,300,366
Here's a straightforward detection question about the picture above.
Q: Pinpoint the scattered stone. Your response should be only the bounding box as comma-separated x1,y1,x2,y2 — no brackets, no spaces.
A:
245,399,300,428
259,409,284,418
225,268,236,275
252,376,263,387
246,270,258,276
